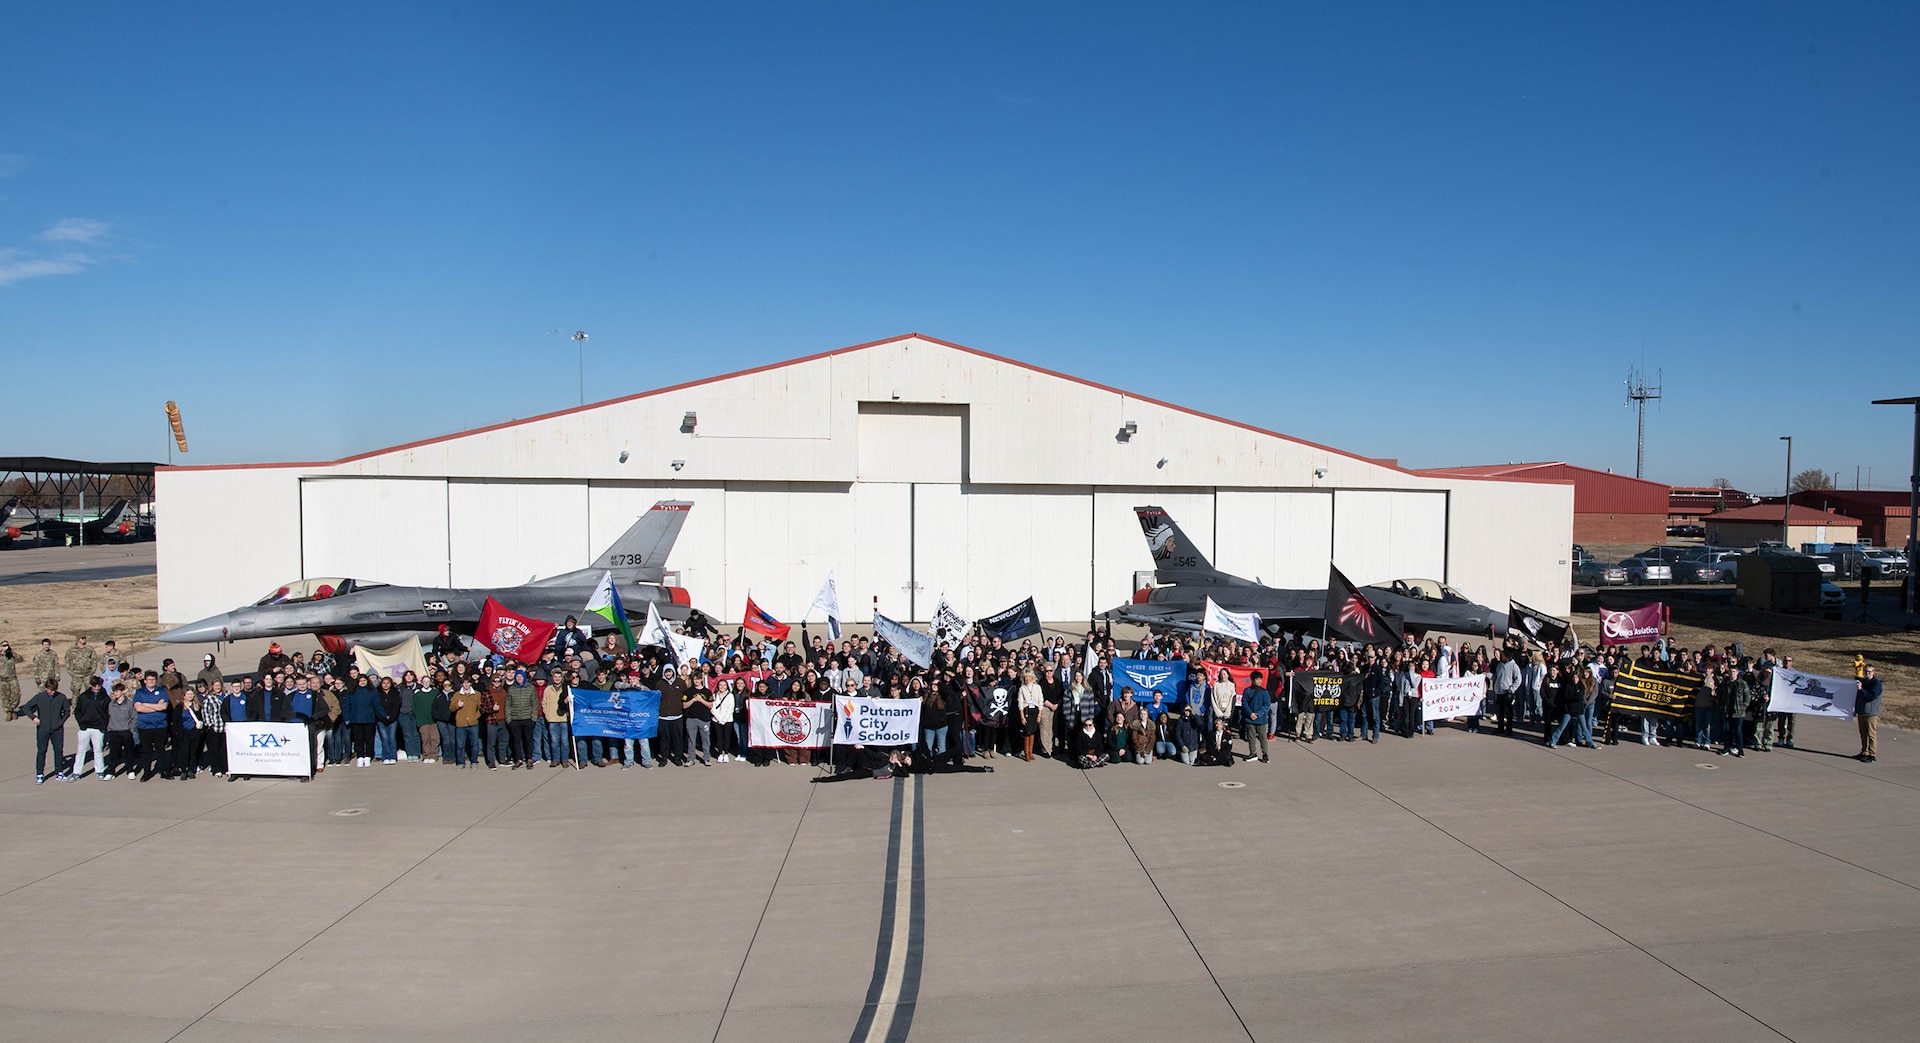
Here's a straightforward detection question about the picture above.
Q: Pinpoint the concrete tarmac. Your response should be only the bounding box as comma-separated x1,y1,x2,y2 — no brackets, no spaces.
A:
0,712,1914,1042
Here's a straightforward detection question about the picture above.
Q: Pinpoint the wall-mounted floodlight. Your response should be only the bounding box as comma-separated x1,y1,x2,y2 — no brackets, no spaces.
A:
681,411,698,432
890,388,902,400
1313,467,1328,479
618,450,629,464
1119,420,1138,442
671,459,686,471
1157,457,1168,469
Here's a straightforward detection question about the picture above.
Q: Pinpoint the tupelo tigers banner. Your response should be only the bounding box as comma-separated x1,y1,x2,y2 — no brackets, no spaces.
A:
1610,663,1699,719
1288,672,1354,713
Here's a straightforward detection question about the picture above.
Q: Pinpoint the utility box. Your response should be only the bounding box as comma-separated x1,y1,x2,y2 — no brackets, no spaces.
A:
1737,553,1822,612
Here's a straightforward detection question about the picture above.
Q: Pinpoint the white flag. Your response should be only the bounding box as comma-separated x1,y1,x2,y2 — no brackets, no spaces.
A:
1202,597,1261,643
930,596,969,650
352,635,429,682
642,601,705,665
810,572,843,641
873,612,934,670
1770,668,1857,719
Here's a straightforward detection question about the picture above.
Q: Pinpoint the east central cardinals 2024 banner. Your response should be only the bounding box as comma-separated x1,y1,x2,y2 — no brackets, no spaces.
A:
1610,663,1698,719
748,698,830,749
1770,668,1857,719
1112,657,1188,702
1599,603,1664,646
1420,675,1487,722
570,688,660,740
835,695,921,745
476,597,556,664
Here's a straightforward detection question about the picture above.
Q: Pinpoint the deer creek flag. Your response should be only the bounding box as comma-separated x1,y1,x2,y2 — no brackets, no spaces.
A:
1111,657,1189,702
1324,565,1405,646
475,597,556,665
1202,596,1261,643
743,596,790,643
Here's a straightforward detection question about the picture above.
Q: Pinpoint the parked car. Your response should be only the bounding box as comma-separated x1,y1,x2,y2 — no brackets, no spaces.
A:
1863,549,1909,581
1673,559,1726,584
1820,580,1846,610
1621,557,1673,585
1667,524,1705,539
1571,544,1592,567
1574,560,1629,586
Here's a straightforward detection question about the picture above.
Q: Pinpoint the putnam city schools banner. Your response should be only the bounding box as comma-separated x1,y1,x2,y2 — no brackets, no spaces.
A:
1289,673,1356,713
1112,657,1189,702
1599,603,1664,646
1202,597,1261,643
748,698,831,749
835,695,921,745
1420,675,1487,722
873,612,935,670
1770,668,1857,719
1610,663,1699,719
353,636,428,682
1509,600,1571,649
226,722,312,778
570,688,660,740
979,597,1042,643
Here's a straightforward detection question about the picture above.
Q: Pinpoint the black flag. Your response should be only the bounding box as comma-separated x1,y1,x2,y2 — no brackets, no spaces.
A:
979,597,1042,643
1324,565,1405,646
1508,600,1570,648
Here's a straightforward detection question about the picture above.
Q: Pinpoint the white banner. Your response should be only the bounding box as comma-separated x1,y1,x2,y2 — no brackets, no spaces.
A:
747,698,830,749
226,722,312,777
873,612,934,669
930,596,969,650
642,601,706,665
353,636,429,682
1202,597,1260,643
810,572,843,641
1421,675,1487,722
834,695,922,745
1770,668,1857,719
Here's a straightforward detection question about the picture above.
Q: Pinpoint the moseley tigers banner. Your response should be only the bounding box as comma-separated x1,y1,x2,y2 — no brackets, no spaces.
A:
1609,663,1699,720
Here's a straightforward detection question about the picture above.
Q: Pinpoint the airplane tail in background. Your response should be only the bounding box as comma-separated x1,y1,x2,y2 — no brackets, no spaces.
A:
580,500,693,581
95,499,130,530
1135,506,1231,585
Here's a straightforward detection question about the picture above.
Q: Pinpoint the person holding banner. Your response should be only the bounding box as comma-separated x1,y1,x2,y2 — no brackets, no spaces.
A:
1857,665,1882,763
1242,672,1271,761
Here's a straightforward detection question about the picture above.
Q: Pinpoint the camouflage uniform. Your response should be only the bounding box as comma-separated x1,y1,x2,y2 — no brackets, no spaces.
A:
0,650,19,719
32,647,61,691
65,642,100,694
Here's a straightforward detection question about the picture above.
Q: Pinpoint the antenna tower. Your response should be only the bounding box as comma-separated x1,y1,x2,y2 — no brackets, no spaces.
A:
1625,367,1662,479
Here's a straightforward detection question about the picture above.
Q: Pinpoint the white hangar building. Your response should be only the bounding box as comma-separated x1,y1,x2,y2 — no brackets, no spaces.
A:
157,334,1574,629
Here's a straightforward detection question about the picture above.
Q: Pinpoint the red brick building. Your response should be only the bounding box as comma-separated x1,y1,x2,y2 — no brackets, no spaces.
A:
1787,490,1914,549
1420,462,1669,547
1670,485,1754,526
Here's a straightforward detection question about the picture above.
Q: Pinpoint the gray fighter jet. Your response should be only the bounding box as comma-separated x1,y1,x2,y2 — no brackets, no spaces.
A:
10,498,134,544
1099,505,1506,638
157,500,696,652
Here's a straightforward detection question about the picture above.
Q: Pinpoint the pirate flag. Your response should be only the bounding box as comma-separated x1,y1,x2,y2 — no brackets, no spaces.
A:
1507,600,1570,649
1323,565,1405,646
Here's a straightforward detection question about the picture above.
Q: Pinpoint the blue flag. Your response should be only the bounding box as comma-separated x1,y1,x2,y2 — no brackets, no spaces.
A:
570,688,660,740
1111,658,1189,703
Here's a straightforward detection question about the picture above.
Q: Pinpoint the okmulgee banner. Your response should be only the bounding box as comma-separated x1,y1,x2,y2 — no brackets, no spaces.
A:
1288,673,1354,713
835,695,921,745
226,722,312,777
570,688,661,740
1112,657,1189,702
747,698,831,749
1420,675,1487,722
1599,603,1665,646
1769,668,1857,719
873,613,935,670
1610,663,1698,719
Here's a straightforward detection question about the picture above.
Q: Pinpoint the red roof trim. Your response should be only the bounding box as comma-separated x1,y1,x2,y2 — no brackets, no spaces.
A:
160,332,1567,486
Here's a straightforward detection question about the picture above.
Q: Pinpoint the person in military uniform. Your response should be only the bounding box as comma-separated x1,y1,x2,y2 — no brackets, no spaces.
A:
0,640,21,720
31,638,62,701
64,634,100,696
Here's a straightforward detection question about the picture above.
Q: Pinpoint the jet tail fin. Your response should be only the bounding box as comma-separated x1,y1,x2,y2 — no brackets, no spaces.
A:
98,499,129,529
586,501,693,580
1135,506,1227,585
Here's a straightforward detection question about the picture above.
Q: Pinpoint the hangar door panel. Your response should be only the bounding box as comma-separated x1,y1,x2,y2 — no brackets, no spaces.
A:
1331,490,1447,585
859,403,965,484
853,483,911,623
1214,490,1333,589
447,480,588,588
301,478,450,587
1092,489,1214,612
587,483,726,610
966,488,1093,622
722,484,855,625
910,483,966,621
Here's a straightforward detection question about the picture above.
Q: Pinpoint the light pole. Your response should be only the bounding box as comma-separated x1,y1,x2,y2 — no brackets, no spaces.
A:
1779,435,1792,546
572,330,589,406
1871,396,1920,625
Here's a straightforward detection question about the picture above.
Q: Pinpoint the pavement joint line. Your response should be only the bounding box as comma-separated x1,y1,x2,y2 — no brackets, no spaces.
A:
1302,743,1799,1043
1542,746,1920,894
1081,768,1257,1043
158,767,570,1043
848,772,925,1043
708,768,818,1043
0,779,283,900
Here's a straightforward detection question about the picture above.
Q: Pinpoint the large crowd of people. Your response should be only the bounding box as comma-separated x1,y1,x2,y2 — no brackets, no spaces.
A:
1,617,1889,785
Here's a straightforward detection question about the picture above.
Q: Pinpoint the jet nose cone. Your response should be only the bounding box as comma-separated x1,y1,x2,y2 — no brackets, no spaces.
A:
157,613,233,644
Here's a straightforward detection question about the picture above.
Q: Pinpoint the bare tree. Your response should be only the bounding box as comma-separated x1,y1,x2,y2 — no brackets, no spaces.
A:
1790,468,1835,493
1709,477,1733,489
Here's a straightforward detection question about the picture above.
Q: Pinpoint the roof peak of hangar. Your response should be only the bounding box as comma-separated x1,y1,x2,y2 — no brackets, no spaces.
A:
160,333,1556,484
1419,461,1665,489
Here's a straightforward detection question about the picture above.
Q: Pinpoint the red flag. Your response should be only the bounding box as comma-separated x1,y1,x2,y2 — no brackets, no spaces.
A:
742,596,790,642
475,597,556,664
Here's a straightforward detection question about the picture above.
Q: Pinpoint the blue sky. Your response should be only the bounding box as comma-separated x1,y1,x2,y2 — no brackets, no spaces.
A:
3,2,1915,493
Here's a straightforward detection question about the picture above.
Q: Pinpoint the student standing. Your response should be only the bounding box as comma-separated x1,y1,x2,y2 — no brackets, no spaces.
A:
19,680,73,783
72,676,110,779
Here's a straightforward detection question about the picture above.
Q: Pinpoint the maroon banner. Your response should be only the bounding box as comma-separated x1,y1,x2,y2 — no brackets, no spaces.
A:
1598,603,1665,646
